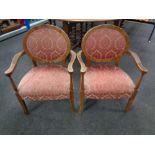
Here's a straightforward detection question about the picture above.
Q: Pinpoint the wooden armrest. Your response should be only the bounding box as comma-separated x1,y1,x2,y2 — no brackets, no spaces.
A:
5,51,25,76
126,50,148,74
77,50,87,73
67,50,76,73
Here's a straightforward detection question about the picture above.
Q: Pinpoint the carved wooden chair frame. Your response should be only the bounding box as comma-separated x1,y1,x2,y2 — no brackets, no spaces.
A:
77,24,148,112
5,24,76,114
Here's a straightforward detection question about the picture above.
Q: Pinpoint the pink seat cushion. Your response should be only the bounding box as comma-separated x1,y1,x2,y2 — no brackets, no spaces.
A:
84,64,135,99
18,66,70,100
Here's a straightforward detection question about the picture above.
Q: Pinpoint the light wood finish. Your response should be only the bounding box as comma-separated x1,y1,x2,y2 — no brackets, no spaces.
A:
8,75,29,114
68,50,76,72
77,50,87,72
125,72,145,112
126,50,148,73
5,51,25,76
77,25,148,112
68,50,76,111
68,50,76,112
125,50,148,111
5,26,76,114
5,50,76,114
79,72,85,112
15,91,29,114
77,51,86,112
4,51,29,114
69,73,75,112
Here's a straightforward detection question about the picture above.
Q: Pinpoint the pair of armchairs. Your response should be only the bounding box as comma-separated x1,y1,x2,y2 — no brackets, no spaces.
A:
5,24,148,114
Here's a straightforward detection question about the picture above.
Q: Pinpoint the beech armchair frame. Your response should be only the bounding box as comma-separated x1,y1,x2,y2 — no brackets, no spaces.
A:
77,25,148,112
5,25,76,114
77,50,148,112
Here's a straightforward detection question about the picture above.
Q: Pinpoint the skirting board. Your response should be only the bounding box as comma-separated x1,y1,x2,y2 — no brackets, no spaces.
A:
0,19,48,41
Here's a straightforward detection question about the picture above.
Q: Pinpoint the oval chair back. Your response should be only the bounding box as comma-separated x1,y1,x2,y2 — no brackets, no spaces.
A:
23,24,71,64
81,25,129,63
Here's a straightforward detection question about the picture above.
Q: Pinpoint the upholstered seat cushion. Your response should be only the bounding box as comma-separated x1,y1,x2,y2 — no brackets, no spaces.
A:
18,65,70,100
84,64,135,99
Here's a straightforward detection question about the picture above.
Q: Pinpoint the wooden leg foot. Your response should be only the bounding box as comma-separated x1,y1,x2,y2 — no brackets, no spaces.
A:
16,92,29,114
79,106,84,113
125,97,135,112
20,100,29,114
79,94,84,113
70,80,75,112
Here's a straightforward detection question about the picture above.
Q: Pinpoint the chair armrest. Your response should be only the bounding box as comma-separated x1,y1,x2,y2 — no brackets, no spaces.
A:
5,51,25,76
126,50,148,74
77,50,87,73
67,50,76,73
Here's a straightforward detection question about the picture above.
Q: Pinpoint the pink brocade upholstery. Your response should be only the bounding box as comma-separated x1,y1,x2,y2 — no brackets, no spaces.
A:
25,27,68,62
18,66,70,100
83,27,127,61
84,64,135,99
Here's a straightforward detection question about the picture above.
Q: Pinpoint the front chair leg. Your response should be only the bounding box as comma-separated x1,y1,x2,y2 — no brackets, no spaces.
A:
79,92,85,112
125,72,146,112
69,73,75,112
125,90,138,112
70,91,75,112
79,73,85,112
8,75,29,114
16,92,29,114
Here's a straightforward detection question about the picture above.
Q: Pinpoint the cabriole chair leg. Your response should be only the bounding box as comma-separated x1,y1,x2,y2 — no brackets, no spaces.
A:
16,92,29,114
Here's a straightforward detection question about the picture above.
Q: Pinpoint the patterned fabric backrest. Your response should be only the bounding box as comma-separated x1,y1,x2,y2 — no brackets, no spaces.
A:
82,25,129,62
23,25,71,63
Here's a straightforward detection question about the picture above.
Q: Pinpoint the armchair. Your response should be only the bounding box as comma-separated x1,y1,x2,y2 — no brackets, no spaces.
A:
5,24,76,114
77,25,148,112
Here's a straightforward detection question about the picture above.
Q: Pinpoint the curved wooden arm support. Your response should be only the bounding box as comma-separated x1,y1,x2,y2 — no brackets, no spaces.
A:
67,50,76,73
77,50,86,112
67,50,76,112
125,50,148,112
77,50,87,73
126,50,148,74
5,51,25,76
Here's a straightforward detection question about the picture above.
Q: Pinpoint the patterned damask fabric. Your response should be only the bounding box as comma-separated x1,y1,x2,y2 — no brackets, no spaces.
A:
84,64,135,99
18,65,70,100
25,27,68,62
84,27,127,61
